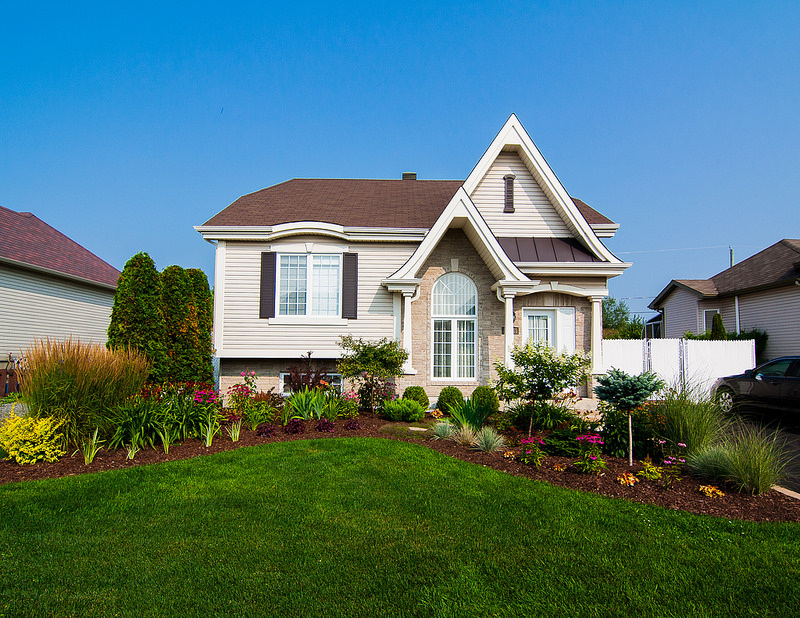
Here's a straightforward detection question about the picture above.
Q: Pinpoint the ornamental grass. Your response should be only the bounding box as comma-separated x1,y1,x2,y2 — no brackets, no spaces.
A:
18,338,150,448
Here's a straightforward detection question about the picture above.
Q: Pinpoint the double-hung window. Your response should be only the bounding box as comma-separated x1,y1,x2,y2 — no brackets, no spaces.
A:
278,254,341,317
432,273,477,379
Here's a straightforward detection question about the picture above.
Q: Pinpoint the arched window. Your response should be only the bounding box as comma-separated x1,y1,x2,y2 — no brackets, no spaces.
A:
432,273,477,379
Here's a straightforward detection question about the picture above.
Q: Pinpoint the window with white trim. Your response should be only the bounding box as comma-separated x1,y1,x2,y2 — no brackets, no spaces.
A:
432,273,477,379
278,254,341,317
522,307,576,354
703,309,720,332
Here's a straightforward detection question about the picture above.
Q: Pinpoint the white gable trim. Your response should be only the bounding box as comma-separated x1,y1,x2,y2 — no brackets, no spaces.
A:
383,187,532,285
463,114,622,264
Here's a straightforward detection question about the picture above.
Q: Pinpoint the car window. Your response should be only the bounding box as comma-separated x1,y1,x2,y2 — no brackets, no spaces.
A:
787,361,800,378
757,359,793,378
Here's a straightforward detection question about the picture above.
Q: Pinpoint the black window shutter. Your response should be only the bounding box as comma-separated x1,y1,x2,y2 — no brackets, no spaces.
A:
259,252,276,319
342,252,358,319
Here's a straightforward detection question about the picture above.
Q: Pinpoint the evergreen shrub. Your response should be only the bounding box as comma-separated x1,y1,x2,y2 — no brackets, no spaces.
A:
402,386,429,409
470,386,499,414
436,386,464,414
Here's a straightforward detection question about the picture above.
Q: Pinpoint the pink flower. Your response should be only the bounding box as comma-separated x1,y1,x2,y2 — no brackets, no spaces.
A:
678,442,686,448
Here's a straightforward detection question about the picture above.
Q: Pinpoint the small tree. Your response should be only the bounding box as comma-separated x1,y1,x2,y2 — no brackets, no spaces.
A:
337,336,408,413
710,313,727,340
494,341,591,437
594,369,664,466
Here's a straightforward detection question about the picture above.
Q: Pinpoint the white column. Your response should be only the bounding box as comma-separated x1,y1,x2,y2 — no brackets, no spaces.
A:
402,291,416,374
589,296,603,373
504,292,515,368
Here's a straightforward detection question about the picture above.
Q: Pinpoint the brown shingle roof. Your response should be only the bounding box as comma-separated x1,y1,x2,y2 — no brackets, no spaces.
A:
202,178,615,230
572,197,614,225
650,240,800,309
674,279,719,296
711,239,800,295
0,205,120,288
203,179,464,228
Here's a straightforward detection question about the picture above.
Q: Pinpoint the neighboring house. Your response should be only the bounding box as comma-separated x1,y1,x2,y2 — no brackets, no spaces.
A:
0,206,120,358
649,239,800,360
196,115,631,398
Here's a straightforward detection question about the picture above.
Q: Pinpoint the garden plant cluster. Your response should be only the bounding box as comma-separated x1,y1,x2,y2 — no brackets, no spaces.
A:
0,338,791,502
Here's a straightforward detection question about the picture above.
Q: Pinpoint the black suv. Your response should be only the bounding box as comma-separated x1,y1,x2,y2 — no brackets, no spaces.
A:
712,356,800,415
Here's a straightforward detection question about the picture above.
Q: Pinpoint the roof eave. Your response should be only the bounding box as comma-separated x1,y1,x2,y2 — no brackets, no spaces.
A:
0,256,118,291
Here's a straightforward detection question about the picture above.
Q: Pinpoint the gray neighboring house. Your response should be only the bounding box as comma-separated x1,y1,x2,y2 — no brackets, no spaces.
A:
0,205,120,358
649,239,800,360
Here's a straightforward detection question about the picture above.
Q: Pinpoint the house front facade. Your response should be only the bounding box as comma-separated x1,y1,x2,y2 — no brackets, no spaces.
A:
196,115,630,398
649,239,800,361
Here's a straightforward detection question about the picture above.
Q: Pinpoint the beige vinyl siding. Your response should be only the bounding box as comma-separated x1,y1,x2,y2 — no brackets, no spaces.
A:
219,238,417,357
737,286,800,360
662,288,701,338
470,152,572,238
0,264,114,355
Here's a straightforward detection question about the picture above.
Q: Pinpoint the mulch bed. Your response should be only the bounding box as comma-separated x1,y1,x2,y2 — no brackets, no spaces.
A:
2,414,799,523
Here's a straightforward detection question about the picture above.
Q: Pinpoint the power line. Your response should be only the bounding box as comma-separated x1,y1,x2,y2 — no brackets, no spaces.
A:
615,244,762,255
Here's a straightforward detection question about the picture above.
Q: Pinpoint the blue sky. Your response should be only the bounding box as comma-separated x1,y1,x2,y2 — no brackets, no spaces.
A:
2,1,799,318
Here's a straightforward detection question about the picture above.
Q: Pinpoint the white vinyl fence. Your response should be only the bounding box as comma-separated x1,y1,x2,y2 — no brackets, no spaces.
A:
599,339,756,394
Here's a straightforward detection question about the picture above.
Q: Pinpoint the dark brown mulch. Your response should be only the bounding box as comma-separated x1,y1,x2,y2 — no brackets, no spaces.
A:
1,415,798,523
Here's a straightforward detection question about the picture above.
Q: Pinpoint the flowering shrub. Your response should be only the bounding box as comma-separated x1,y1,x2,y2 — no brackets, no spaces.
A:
573,433,607,475
519,436,546,467
0,413,65,464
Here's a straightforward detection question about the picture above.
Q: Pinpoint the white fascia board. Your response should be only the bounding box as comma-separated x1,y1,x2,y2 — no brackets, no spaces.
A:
194,224,427,243
0,256,118,292
381,279,422,294
526,281,610,298
590,223,620,238
384,187,529,283
461,114,624,265
517,262,632,278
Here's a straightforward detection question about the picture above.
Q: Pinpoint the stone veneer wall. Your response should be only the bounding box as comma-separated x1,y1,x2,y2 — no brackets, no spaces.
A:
395,229,505,400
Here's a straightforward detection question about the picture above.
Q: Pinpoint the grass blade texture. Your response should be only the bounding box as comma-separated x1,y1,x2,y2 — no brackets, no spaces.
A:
1,439,799,617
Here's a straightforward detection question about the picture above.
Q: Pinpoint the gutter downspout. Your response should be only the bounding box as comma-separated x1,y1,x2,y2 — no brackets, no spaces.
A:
734,295,741,335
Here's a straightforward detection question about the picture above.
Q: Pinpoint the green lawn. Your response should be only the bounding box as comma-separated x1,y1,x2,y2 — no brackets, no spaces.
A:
1,438,799,617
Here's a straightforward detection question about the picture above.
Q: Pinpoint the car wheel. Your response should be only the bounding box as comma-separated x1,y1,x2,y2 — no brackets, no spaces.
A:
716,387,735,413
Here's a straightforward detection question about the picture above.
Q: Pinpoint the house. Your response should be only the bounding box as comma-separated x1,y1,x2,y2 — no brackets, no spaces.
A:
648,239,800,360
196,115,631,398
0,205,120,359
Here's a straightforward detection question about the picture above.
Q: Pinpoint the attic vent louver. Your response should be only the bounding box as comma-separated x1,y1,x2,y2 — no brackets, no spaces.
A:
503,174,516,213
402,172,417,180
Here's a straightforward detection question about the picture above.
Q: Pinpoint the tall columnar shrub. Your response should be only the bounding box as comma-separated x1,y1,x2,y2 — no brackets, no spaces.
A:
594,369,664,466
186,268,215,383
436,386,464,414
710,313,727,340
107,252,168,382
161,265,213,383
